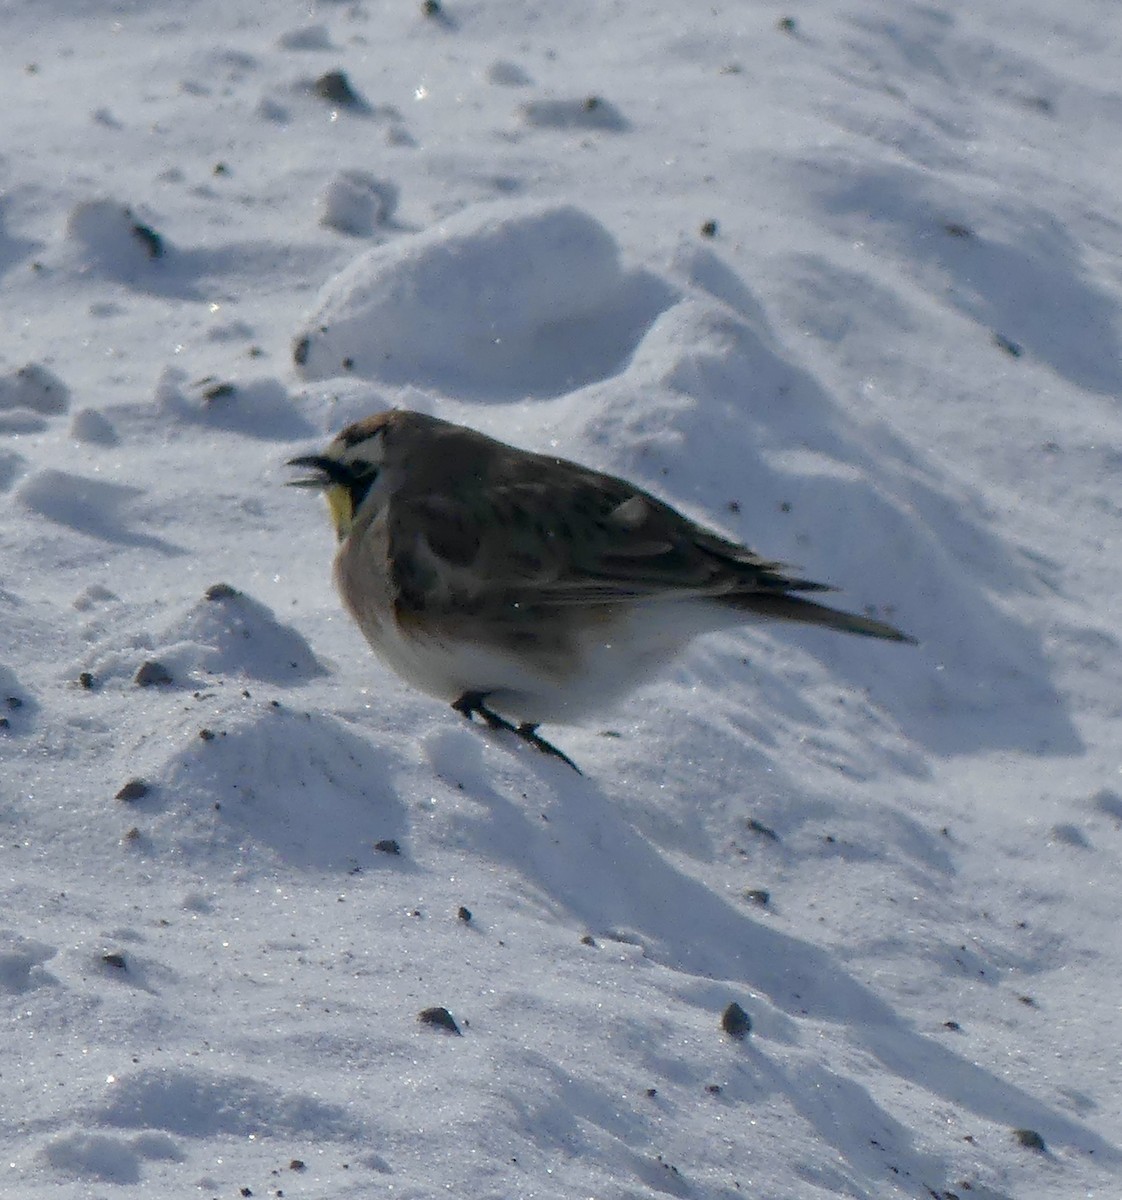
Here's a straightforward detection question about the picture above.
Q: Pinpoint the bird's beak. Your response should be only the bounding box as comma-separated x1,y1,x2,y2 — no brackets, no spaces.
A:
286,455,350,489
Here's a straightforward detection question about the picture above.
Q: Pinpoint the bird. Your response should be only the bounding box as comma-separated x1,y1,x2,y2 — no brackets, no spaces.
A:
288,409,915,771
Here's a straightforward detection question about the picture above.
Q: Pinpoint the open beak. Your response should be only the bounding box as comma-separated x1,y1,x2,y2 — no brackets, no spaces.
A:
286,455,351,489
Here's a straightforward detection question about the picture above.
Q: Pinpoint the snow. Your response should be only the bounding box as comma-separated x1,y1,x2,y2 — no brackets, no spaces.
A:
293,202,671,398
2,1,1121,1197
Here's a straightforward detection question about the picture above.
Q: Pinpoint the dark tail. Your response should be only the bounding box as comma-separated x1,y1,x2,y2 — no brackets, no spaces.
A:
729,592,917,643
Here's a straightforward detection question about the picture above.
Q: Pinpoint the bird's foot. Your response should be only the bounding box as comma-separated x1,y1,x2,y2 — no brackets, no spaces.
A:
451,692,582,774
452,690,516,732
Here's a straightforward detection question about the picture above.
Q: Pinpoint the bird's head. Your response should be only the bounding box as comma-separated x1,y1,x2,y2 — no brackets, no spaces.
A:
287,416,390,542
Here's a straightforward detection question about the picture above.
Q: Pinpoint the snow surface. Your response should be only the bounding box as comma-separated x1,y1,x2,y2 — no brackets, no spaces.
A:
2,1,1121,1197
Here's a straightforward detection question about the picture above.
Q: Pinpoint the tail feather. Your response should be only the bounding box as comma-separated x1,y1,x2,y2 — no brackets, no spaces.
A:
730,592,917,643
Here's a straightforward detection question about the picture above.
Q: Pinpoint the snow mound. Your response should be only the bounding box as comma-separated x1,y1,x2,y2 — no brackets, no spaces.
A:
42,1130,180,1185
317,170,398,236
793,152,1122,395
159,704,406,870
520,95,629,131
65,199,168,279
69,407,118,445
0,363,69,415
155,368,314,440
156,584,327,686
293,201,674,399
97,1065,364,1139
555,255,1079,758
0,931,58,995
79,586,325,692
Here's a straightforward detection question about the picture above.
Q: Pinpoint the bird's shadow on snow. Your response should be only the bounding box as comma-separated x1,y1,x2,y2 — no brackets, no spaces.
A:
434,731,1118,1189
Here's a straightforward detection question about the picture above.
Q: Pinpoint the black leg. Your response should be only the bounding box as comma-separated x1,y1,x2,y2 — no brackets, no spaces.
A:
451,691,517,732
451,693,582,774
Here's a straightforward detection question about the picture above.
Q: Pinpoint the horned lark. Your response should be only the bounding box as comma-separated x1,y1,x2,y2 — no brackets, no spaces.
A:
289,410,915,770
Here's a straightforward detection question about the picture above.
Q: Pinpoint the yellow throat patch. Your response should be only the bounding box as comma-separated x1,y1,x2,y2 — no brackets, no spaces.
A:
325,484,355,542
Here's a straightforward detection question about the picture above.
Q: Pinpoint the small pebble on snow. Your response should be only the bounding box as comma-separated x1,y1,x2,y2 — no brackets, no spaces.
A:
313,70,367,110
721,1002,752,1039
1013,1128,1046,1152
418,1006,461,1035
135,661,173,687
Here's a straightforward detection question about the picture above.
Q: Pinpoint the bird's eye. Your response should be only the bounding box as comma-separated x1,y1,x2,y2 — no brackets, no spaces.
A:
347,461,379,510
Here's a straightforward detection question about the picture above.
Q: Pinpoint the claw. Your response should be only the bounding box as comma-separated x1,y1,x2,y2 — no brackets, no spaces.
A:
515,722,583,774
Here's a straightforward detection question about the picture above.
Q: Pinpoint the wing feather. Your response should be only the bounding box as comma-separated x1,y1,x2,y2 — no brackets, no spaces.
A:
388,468,822,615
